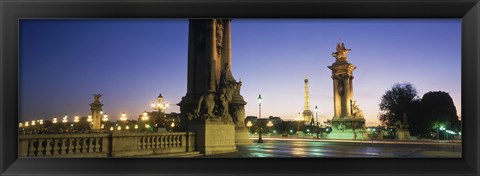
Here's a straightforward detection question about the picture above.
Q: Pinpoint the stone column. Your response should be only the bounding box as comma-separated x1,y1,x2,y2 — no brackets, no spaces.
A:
332,76,341,118
89,95,103,130
343,76,352,117
179,19,244,155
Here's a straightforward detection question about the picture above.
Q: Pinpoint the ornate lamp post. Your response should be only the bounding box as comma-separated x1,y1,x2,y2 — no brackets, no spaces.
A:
246,121,253,134
267,121,273,135
151,94,170,113
102,114,108,131
257,94,263,143
170,121,175,132
120,112,128,129
73,116,80,132
62,115,68,133
315,105,319,139
141,111,149,131
87,115,93,131
31,120,37,134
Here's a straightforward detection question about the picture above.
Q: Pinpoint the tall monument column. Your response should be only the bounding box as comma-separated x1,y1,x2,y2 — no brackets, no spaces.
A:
90,94,103,130
178,19,250,155
327,43,366,140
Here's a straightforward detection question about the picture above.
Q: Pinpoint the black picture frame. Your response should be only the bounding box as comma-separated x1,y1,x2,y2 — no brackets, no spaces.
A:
1,0,479,175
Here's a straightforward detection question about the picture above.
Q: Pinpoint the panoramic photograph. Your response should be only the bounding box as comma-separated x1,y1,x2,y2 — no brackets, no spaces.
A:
18,19,461,158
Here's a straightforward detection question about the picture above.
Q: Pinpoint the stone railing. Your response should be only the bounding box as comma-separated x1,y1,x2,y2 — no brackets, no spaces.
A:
110,132,196,157
19,133,110,157
19,132,196,157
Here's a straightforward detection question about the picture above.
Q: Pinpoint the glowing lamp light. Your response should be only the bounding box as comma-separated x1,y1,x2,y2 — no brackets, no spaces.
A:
62,115,68,123
74,116,80,123
53,117,58,124
134,124,138,129
102,114,108,122
19,123,23,128
257,94,263,104
87,115,93,122
120,112,127,122
110,127,114,131
117,126,122,131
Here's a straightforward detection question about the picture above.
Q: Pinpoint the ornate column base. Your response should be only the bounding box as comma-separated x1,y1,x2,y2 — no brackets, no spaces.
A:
327,117,368,140
188,120,237,155
235,126,252,145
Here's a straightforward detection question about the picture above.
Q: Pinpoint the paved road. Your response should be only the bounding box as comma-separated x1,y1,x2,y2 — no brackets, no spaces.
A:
205,138,461,158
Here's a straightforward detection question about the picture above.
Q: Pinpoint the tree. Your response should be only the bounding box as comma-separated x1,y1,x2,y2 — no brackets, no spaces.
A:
379,82,418,126
421,91,460,133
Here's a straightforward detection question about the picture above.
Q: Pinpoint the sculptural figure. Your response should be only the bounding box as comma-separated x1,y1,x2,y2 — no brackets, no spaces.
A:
195,92,216,119
93,94,102,101
217,87,229,116
332,42,351,62
350,100,365,118
216,20,224,58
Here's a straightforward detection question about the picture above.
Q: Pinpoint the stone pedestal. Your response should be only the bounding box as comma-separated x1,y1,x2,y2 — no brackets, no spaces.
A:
328,118,367,140
188,120,237,155
234,126,252,145
396,129,411,140
230,95,252,145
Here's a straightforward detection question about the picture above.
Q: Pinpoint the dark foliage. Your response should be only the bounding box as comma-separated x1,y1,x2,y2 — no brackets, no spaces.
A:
379,82,418,126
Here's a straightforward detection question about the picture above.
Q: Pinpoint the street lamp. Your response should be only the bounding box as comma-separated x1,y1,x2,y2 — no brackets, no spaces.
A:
315,105,319,139
151,94,170,113
73,116,79,132
267,121,273,135
257,94,263,143
62,115,68,133
120,112,128,128
102,114,108,122
246,121,253,134
31,120,36,134
53,117,58,124
87,115,93,130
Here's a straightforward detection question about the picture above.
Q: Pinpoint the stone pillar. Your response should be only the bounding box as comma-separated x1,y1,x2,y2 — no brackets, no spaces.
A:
179,19,247,155
326,43,366,140
332,76,341,118
90,94,103,130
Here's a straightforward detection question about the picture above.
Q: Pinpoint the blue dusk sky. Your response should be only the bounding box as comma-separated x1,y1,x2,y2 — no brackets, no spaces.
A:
19,19,461,126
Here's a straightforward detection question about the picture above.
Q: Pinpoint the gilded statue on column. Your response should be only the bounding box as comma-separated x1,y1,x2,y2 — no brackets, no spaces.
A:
332,42,351,62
